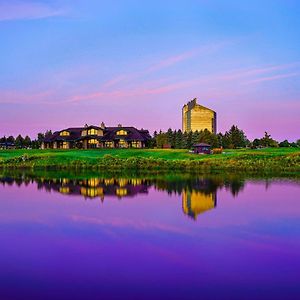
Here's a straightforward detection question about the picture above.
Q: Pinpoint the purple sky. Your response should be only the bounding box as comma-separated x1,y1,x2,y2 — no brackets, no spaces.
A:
0,0,299,141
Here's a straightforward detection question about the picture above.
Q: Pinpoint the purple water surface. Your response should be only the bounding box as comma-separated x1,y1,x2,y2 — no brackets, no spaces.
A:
0,177,299,300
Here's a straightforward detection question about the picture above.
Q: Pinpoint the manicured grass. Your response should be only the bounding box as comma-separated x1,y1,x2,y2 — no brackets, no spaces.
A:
0,148,299,173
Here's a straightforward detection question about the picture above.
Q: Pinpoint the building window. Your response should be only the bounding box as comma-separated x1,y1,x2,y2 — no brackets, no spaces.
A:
116,130,128,136
88,139,98,144
131,141,142,148
105,141,114,148
59,187,70,194
62,142,69,149
87,128,98,135
80,187,103,198
81,130,87,137
116,188,128,197
119,139,127,148
60,131,70,136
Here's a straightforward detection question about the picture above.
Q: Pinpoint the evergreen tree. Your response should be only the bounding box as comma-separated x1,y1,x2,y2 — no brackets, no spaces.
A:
166,128,173,146
228,125,247,148
187,131,193,149
7,136,15,144
24,136,32,148
182,131,188,149
192,130,200,145
171,130,177,148
156,133,168,148
175,130,183,149
260,132,278,147
15,134,24,148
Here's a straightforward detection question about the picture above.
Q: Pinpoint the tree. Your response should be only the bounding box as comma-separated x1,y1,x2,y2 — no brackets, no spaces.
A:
279,140,290,147
156,133,168,148
0,136,6,143
24,136,32,148
260,132,278,147
186,131,193,149
198,129,219,148
252,138,261,148
6,136,15,144
15,134,24,148
192,130,201,145
228,125,247,148
166,128,173,146
182,131,188,149
175,130,183,149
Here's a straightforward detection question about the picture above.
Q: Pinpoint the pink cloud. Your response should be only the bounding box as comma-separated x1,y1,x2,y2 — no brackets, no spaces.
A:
244,72,300,84
217,62,300,81
0,1,66,21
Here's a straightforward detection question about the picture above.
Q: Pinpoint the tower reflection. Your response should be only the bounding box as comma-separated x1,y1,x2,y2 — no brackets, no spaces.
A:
182,190,217,220
0,173,248,220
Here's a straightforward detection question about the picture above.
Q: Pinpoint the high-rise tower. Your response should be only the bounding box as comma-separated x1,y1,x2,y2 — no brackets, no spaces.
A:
182,98,217,133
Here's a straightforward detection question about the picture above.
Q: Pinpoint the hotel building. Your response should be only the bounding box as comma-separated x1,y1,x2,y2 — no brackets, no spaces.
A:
182,98,217,133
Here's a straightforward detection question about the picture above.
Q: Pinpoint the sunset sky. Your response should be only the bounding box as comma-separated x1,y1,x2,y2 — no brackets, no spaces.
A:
0,0,299,141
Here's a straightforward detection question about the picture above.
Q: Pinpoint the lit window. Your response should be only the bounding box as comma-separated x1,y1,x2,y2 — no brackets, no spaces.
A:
81,130,87,136
88,139,98,144
60,131,70,136
87,178,100,187
118,179,128,187
62,142,69,149
105,141,114,148
80,187,103,198
116,188,128,197
131,141,142,148
119,139,127,148
59,187,70,194
116,130,128,135
87,128,98,135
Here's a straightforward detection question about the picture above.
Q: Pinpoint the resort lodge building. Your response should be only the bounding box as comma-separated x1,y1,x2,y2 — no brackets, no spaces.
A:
42,123,151,149
182,98,217,134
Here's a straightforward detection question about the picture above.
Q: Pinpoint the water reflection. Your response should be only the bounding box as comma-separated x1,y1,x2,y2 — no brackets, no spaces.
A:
0,172,255,220
1,171,300,299
1,172,299,222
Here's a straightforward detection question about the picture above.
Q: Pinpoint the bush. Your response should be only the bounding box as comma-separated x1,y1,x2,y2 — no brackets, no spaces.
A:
212,148,223,154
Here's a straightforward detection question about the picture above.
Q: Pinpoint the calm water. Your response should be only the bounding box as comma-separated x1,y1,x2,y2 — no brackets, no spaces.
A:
0,172,300,300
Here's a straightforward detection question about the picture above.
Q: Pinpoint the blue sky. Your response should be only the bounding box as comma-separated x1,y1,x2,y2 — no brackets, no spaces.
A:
0,0,299,140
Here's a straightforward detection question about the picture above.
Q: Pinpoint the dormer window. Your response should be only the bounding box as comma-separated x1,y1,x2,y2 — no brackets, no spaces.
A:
60,131,70,136
116,130,128,136
87,128,98,135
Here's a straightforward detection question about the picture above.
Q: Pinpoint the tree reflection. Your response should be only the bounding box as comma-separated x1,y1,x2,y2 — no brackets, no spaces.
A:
0,172,250,219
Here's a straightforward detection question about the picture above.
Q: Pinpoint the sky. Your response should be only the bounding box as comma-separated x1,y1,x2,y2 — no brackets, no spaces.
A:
0,0,299,141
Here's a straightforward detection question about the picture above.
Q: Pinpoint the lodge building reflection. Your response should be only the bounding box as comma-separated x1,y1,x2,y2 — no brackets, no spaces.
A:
0,175,247,220
38,178,149,201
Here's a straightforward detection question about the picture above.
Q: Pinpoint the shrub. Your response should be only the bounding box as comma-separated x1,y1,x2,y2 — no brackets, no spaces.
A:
212,148,223,154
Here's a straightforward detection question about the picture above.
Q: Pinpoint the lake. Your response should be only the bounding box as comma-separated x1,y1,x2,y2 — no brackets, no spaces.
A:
0,171,299,300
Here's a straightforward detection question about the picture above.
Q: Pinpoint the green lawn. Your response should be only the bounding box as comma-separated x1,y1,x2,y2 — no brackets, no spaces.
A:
0,148,299,173
0,147,298,159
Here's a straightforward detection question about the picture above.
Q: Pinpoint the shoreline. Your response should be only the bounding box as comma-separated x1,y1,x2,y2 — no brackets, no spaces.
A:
0,148,299,174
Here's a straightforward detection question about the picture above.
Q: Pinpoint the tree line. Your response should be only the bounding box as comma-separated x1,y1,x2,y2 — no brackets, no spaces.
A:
151,126,300,149
0,126,299,149
0,131,52,149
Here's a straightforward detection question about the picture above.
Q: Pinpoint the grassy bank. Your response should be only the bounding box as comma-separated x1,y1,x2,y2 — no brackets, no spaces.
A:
0,148,299,173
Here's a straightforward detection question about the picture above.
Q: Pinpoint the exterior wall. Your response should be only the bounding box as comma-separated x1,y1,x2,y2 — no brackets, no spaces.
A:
182,105,188,132
190,106,216,133
182,99,217,134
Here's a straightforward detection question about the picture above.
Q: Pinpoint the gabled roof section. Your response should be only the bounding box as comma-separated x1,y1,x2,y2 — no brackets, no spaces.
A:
101,127,151,142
